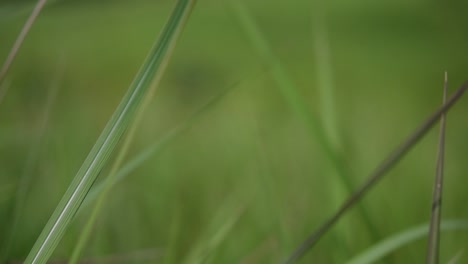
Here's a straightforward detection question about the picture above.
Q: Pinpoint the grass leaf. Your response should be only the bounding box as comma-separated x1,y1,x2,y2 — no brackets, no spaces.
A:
346,219,468,264
24,0,196,263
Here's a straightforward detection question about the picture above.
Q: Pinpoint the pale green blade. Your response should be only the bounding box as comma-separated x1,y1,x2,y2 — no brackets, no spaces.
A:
346,220,468,264
24,0,196,263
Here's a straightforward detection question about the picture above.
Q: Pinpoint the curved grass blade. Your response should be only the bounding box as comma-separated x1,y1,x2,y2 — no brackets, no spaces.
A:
426,72,448,264
24,1,196,263
346,219,468,264
0,0,47,88
284,81,468,263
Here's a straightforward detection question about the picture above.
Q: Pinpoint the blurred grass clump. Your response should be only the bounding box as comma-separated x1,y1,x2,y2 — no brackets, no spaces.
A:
1,0,468,263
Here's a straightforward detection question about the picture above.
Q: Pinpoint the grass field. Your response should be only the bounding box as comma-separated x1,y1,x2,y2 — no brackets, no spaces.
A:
1,0,468,263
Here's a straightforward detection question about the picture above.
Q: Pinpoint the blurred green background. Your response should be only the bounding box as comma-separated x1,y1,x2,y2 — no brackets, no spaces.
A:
1,0,468,263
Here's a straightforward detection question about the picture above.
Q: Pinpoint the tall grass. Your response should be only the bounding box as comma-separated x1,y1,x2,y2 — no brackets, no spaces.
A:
1,1,468,263
23,0,196,263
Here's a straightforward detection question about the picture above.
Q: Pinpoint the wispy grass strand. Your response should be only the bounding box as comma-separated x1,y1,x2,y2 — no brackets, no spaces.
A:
0,0,47,88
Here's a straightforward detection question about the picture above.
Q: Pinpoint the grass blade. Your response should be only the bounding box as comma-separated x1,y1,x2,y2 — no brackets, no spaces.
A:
311,4,341,151
0,0,47,87
24,1,196,263
284,81,468,263
426,72,448,264
446,250,464,264
346,219,468,264
68,0,198,260
231,1,377,253
230,2,341,172
69,66,236,264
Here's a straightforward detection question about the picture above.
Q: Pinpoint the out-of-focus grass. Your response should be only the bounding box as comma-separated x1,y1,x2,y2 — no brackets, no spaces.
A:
1,0,468,263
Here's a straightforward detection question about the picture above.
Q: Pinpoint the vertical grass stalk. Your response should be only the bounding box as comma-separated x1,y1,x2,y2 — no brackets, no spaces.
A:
24,1,196,263
426,72,448,264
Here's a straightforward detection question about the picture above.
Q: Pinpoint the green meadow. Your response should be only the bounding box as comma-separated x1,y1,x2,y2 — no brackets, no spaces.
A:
1,0,468,263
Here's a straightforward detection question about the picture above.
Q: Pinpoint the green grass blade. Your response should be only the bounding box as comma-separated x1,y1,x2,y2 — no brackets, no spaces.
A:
346,220,468,264
311,4,341,151
426,72,448,264
24,1,196,263
69,56,235,264
446,250,464,264
68,0,198,259
70,79,236,262
231,1,377,256
230,2,334,161
0,0,47,87
284,81,468,263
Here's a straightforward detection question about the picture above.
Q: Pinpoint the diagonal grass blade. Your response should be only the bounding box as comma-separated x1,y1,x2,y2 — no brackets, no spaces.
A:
0,0,47,87
23,0,196,263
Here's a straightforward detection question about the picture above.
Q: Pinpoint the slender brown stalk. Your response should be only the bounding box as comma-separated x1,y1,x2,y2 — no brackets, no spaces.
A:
0,0,47,87
426,72,448,264
283,81,468,264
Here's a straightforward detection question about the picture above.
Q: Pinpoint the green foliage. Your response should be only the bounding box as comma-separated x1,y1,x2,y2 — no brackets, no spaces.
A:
1,0,468,263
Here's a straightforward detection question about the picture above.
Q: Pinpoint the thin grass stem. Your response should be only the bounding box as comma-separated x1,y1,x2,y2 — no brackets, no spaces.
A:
284,81,468,263
426,72,449,264
0,0,47,88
